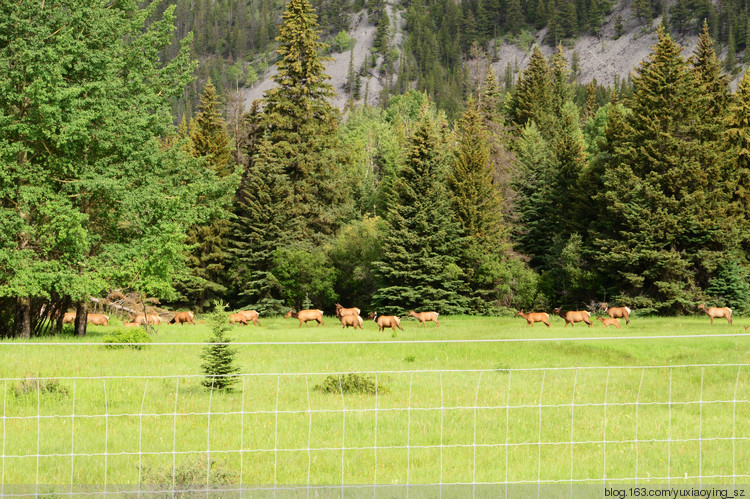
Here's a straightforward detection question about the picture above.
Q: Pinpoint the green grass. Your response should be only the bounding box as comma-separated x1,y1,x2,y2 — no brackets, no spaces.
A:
1,315,749,490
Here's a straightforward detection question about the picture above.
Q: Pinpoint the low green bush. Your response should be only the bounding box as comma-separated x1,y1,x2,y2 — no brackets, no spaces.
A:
102,328,152,349
315,373,389,395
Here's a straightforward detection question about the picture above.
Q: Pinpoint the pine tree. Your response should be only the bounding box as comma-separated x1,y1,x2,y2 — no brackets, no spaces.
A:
260,0,352,244
593,27,737,312
181,80,234,310
447,100,508,310
506,45,552,133
371,107,468,314
724,67,750,240
200,303,240,391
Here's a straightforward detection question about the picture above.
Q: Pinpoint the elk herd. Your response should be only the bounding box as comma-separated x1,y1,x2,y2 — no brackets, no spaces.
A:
58,300,737,331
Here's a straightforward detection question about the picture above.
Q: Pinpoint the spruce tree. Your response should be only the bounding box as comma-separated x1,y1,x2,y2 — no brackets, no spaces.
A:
260,0,351,244
724,67,750,241
593,27,737,312
448,100,508,311
371,108,468,314
201,303,240,391
506,46,552,134
181,80,234,310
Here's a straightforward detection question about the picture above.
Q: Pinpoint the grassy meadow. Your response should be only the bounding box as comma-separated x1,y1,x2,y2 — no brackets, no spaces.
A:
1,313,749,492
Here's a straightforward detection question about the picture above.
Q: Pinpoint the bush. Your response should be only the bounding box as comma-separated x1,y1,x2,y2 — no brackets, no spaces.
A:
315,373,389,395
331,30,355,52
13,376,68,398
140,454,239,487
103,328,153,349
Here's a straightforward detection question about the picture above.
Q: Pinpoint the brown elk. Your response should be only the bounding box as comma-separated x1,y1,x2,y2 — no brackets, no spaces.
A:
169,311,195,325
86,313,109,326
62,312,76,324
285,309,325,327
134,313,160,326
599,303,631,325
698,303,732,325
238,310,261,326
515,310,550,328
229,313,248,325
339,314,363,330
408,310,439,327
122,319,139,327
368,312,403,332
335,304,360,319
597,316,621,329
553,308,592,327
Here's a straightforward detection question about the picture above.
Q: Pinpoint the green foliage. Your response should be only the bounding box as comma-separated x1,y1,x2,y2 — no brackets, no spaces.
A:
140,454,239,486
272,246,338,309
705,260,750,314
200,304,240,391
332,30,355,52
12,376,68,399
372,108,469,314
315,373,389,395
103,328,153,350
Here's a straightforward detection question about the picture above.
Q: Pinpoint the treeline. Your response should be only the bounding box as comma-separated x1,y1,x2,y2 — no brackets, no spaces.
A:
175,1,750,317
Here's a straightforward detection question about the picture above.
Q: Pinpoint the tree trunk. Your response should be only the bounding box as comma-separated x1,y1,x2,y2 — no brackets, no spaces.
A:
74,300,88,336
15,296,31,338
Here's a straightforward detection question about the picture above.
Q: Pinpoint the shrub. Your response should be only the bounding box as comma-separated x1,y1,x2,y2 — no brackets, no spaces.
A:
315,373,389,395
201,303,240,391
140,454,239,487
13,376,68,398
103,328,153,349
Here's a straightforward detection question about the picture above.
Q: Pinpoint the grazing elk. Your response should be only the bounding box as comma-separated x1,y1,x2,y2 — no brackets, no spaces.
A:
698,303,732,325
335,304,360,319
62,312,76,324
408,310,440,327
169,311,195,325
134,313,161,326
238,310,261,326
368,312,403,332
515,310,550,328
229,313,248,326
339,314,363,330
597,316,621,329
86,313,109,326
122,319,139,327
553,307,592,327
599,303,631,325
285,309,325,327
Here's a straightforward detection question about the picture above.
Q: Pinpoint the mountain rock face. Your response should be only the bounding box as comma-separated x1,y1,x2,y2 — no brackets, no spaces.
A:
240,1,740,111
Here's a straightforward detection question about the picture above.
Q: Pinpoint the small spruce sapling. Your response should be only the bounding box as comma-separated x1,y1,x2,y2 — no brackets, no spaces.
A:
201,302,240,391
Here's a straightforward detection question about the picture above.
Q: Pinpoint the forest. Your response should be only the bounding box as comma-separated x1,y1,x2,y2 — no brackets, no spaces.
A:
2,0,750,338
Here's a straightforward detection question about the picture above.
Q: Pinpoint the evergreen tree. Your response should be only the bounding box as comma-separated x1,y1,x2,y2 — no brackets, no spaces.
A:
506,46,552,133
200,303,240,391
724,67,750,241
371,108,468,314
260,0,352,244
448,100,509,311
593,27,737,312
181,80,234,310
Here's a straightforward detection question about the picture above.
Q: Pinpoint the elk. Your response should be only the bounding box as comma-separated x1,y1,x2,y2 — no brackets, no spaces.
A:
285,309,325,327
134,313,160,326
339,314,363,330
515,310,550,328
122,319,139,327
408,310,439,327
229,313,248,325
62,312,76,324
368,312,403,332
238,310,261,326
86,313,109,326
335,304,360,319
599,303,631,325
698,303,732,325
553,307,592,327
597,316,621,329
169,311,195,325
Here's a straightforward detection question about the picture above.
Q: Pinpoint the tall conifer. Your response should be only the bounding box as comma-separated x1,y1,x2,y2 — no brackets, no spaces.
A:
372,108,468,314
